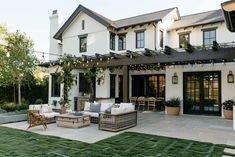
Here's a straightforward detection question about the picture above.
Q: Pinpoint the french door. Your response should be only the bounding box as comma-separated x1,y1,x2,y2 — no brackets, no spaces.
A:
183,71,221,116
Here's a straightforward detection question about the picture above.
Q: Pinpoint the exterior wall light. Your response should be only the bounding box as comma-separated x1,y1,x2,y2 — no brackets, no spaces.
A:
172,72,178,84
227,71,234,83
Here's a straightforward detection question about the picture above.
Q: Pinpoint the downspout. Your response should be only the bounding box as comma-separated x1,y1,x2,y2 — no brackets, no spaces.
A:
152,22,157,50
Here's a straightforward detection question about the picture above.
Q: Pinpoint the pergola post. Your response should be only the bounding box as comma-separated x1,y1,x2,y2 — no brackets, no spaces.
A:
123,65,129,103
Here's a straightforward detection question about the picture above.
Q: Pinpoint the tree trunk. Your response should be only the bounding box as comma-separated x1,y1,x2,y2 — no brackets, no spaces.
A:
18,82,21,105
13,83,16,104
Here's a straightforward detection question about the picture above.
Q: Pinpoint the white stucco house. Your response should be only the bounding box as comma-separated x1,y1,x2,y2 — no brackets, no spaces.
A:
45,5,235,117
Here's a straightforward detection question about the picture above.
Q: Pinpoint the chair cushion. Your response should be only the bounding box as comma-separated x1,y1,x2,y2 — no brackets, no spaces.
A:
82,111,99,118
29,105,41,111
89,103,101,112
100,103,113,112
41,105,52,113
84,102,90,111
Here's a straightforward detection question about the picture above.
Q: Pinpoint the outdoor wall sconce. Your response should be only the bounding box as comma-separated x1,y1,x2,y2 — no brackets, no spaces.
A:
172,73,178,84
227,71,234,83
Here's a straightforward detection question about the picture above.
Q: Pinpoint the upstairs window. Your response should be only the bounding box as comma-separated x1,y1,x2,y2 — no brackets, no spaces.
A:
79,36,87,53
203,29,216,46
51,74,60,97
136,31,145,49
159,30,164,48
82,20,85,30
118,34,126,51
110,33,115,50
179,33,190,48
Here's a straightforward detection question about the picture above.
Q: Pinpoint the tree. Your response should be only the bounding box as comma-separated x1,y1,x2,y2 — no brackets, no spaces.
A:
0,30,37,104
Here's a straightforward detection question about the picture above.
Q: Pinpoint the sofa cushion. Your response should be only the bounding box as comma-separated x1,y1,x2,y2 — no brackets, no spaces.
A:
84,102,90,111
89,103,101,112
40,112,59,118
100,103,113,112
41,105,53,113
82,111,99,118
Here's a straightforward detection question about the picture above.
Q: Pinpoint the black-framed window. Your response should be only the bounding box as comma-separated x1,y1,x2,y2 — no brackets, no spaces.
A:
203,29,216,46
51,74,60,97
79,73,90,93
159,30,164,48
79,36,87,53
136,31,145,48
132,75,165,98
118,34,126,51
179,33,190,48
110,33,115,50
82,20,85,30
110,74,116,98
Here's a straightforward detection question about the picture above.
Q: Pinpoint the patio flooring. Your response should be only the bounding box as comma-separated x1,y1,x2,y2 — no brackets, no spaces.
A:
1,112,234,145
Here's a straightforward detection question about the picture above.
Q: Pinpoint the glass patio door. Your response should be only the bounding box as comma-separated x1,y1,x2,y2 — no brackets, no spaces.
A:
183,71,221,116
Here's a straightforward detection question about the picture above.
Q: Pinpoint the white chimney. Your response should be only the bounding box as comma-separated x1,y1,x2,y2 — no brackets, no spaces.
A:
49,10,62,61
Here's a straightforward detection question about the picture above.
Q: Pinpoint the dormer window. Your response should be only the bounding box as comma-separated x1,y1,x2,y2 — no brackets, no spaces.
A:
110,32,115,50
203,29,216,46
82,20,85,30
136,31,145,49
179,33,190,48
118,34,126,51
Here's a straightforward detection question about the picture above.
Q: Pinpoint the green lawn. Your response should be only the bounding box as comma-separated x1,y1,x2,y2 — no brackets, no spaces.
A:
0,126,231,157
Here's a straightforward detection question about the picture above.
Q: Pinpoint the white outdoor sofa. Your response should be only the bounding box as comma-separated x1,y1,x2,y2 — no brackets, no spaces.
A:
99,103,137,132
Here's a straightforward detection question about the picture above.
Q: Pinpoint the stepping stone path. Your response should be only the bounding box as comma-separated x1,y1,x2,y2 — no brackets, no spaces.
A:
223,148,235,157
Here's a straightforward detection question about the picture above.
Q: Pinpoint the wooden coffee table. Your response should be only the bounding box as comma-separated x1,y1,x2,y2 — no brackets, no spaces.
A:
56,114,90,128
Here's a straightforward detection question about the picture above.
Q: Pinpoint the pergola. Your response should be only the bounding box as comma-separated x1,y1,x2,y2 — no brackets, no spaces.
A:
42,43,235,103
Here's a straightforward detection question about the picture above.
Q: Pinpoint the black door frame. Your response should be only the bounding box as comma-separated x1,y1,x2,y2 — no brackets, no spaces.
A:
183,71,221,116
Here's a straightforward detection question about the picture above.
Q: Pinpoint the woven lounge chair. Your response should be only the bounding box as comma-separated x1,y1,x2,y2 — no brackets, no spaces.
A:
27,110,47,130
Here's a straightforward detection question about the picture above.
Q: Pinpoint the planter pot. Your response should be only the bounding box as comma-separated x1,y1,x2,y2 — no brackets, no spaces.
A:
60,107,67,114
223,109,233,120
166,106,180,116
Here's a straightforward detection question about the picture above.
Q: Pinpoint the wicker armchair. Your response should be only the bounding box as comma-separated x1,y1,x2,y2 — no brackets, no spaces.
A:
147,97,156,111
27,110,47,130
99,111,137,132
137,97,146,111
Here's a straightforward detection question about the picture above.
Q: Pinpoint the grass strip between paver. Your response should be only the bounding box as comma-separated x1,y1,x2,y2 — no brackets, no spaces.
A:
0,126,234,157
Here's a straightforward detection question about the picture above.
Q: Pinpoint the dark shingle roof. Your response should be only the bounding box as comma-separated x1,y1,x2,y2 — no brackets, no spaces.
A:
168,9,224,30
114,8,176,28
54,5,176,40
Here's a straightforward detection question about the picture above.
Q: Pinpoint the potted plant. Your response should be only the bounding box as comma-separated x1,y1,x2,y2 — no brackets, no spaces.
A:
222,100,234,120
165,97,181,116
58,98,70,114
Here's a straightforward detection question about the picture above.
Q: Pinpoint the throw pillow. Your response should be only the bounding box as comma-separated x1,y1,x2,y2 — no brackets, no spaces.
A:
89,103,101,112
84,102,90,111
105,106,112,114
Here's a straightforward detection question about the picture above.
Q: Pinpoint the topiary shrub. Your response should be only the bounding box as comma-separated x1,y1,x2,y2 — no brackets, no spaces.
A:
1,103,17,112
0,107,7,113
35,99,43,104
16,104,29,111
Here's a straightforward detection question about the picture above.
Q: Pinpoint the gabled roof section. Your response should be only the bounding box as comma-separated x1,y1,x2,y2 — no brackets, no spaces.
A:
54,5,116,40
168,9,224,31
114,7,177,29
54,5,177,40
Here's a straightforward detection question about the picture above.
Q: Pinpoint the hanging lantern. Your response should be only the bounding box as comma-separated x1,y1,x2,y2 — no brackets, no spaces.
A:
172,73,178,84
227,71,234,83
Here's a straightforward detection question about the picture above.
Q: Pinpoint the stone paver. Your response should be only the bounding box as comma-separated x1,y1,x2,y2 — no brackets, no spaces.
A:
224,148,235,154
1,112,234,145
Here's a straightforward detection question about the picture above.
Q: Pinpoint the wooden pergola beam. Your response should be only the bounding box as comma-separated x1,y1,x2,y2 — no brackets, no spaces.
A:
74,47,235,69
